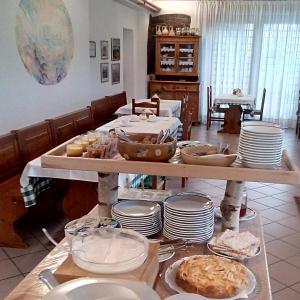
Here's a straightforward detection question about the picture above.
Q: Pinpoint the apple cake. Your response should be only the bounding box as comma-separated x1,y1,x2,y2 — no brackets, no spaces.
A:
175,255,249,298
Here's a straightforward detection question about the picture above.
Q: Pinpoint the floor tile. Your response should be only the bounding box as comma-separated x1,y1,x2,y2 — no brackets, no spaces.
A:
269,184,298,192
285,253,300,268
246,182,266,189
255,197,286,207
12,250,48,273
269,261,300,286
3,236,45,258
273,288,300,300
0,275,24,299
264,222,296,239
246,189,266,200
254,186,284,196
266,240,300,259
270,277,285,293
291,282,300,293
0,248,8,261
281,232,300,248
276,203,300,216
261,208,292,222
267,253,281,265
0,259,21,280
278,217,300,231
248,201,269,211
264,233,276,243
261,216,273,225
273,192,299,204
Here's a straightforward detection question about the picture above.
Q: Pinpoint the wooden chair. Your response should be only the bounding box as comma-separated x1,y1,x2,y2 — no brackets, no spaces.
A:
106,91,127,115
206,86,226,130
296,90,300,137
180,94,189,123
91,97,111,128
243,88,266,121
132,99,160,116
48,107,93,145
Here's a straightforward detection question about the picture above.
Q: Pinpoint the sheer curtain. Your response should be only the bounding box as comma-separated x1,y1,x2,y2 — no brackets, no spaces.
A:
196,1,300,127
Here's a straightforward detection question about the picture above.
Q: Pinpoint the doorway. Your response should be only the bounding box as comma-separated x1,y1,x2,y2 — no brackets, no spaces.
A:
123,28,134,102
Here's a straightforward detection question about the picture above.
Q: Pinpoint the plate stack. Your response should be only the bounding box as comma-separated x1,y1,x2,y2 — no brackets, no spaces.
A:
163,193,214,242
111,200,162,236
238,125,284,169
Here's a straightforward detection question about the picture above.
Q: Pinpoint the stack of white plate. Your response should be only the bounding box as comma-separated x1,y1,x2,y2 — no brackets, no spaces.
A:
163,193,214,242
238,125,284,168
111,200,162,236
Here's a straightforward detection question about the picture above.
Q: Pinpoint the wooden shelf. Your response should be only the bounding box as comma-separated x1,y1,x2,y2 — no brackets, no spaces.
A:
41,139,300,185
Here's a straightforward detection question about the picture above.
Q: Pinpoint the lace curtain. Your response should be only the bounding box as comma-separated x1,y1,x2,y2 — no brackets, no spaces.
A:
196,0,300,127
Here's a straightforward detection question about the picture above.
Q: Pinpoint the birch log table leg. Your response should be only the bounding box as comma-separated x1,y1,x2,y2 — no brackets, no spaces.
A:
97,172,119,217
220,180,245,232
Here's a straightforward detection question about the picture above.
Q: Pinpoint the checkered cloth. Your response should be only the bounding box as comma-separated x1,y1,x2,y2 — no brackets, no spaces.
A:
21,177,55,208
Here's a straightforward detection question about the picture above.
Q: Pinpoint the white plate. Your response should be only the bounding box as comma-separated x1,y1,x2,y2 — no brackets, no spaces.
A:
242,162,281,169
165,194,213,212
207,243,261,260
241,125,284,135
165,293,208,300
164,256,256,300
242,121,280,127
158,245,175,263
43,278,160,300
112,201,161,217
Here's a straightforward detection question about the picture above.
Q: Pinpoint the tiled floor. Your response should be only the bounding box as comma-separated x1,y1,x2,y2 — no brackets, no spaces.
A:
0,124,300,299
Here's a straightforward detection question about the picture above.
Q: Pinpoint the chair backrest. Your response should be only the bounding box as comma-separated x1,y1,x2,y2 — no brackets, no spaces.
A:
180,94,189,122
207,86,212,110
91,97,111,128
48,107,93,145
106,91,127,115
132,99,160,116
260,88,266,114
13,121,54,166
0,132,22,182
182,111,193,140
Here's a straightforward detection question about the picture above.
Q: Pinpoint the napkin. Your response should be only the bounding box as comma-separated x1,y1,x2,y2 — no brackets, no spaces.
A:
208,229,260,260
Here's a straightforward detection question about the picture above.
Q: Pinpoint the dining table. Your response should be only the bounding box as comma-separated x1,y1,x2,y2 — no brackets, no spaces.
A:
20,116,182,208
114,99,181,118
214,94,256,107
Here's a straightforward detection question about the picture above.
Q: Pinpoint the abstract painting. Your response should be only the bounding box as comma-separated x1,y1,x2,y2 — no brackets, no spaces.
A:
111,63,120,84
16,0,74,85
111,38,120,61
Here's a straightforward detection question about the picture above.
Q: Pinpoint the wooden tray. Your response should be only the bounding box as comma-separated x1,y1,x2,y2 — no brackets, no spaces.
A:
54,243,159,287
41,137,300,185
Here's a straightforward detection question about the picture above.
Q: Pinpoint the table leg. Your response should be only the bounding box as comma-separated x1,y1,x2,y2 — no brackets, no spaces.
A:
220,180,245,232
98,172,119,218
218,105,242,134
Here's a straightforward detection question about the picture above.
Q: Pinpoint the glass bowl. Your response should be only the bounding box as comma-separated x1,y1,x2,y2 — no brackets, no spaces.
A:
71,228,149,274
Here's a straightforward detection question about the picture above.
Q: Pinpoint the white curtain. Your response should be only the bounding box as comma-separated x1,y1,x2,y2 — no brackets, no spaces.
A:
196,0,300,127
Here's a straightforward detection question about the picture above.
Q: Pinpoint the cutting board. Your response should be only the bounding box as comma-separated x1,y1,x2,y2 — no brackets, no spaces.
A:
54,243,159,287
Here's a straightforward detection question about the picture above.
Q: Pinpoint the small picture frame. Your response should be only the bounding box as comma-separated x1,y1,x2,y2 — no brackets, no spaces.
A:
89,41,96,58
100,40,109,60
111,63,120,84
111,38,120,61
100,63,109,83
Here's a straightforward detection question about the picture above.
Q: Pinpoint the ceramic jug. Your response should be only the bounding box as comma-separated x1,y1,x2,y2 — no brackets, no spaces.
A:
156,25,162,35
161,25,169,35
168,26,175,36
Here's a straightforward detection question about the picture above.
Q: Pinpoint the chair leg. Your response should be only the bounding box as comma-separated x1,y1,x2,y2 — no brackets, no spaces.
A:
182,177,188,188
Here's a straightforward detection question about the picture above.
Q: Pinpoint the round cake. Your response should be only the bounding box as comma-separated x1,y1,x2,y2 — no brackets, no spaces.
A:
175,255,249,298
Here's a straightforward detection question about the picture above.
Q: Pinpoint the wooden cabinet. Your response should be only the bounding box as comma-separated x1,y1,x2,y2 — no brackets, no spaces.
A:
155,36,200,77
149,80,200,123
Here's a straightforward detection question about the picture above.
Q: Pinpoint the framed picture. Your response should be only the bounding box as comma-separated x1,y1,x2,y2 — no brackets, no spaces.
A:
100,63,109,83
100,40,109,60
111,38,120,61
89,41,96,58
111,63,120,84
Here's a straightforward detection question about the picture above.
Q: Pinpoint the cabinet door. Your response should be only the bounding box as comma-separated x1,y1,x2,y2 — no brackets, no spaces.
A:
177,42,198,76
156,42,176,75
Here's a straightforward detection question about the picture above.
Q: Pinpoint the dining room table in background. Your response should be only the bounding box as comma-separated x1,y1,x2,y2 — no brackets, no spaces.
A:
114,99,181,118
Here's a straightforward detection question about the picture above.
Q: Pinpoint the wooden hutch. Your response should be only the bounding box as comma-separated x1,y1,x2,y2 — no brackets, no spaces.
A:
149,35,201,124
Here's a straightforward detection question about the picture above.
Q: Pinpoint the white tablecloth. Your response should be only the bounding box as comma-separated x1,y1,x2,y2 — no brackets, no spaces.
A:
214,94,255,107
97,116,182,136
115,99,181,117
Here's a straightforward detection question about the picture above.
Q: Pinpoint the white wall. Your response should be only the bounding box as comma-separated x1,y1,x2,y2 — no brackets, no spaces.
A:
0,0,91,134
0,0,150,135
89,0,150,101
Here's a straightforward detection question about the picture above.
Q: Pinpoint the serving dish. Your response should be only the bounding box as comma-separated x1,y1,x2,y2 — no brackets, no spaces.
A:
71,228,149,274
164,255,256,300
181,145,237,167
118,133,177,162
